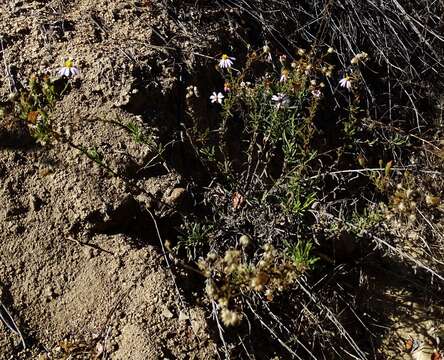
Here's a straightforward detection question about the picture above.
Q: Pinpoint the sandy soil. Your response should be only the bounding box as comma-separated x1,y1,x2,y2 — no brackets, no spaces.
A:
0,0,216,358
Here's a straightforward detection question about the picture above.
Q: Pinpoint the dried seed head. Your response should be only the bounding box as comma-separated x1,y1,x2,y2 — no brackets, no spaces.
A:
250,271,269,291
426,194,441,206
224,250,240,265
263,244,273,252
398,201,407,212
218,297,229,308
221,308,242,327
239,235,251,248
205,280,218,299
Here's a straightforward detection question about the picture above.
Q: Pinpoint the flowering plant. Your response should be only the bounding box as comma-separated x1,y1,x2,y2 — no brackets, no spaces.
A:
58,59,79,77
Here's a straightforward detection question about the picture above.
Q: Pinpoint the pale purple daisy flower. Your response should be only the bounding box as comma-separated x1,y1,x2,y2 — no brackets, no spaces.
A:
311,89,322,98
272,93,289,109
339,76,352,91
219,54,235,69
210,92,224,104
263,45,272,62
58,59,79,77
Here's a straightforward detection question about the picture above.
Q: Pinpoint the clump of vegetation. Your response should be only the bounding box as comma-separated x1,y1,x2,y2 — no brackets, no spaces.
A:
0,60,79,146
17,74,58,144
0,73,61,146
1,66,161,180
198,242,305,326
171,45,388,354
173,34,443,356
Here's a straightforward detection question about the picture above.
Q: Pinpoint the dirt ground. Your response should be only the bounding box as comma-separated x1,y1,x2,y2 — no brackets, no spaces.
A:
0,0,217,358
0,0,443,359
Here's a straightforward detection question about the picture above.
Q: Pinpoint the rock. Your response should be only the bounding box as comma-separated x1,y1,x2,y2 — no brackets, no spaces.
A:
135,193,154,210
161,306,174,319
163,187,187,206
178,311,189,322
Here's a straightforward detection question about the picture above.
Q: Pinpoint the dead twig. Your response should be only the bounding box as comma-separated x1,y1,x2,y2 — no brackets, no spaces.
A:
0,299,26,350
67,236,115,256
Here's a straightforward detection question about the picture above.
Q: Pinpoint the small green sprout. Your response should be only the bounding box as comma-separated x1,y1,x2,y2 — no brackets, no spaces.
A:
286,240,319,271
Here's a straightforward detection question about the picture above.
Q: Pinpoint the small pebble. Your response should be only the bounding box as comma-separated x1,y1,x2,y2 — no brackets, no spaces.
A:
161,307,174,319
178,311,189,322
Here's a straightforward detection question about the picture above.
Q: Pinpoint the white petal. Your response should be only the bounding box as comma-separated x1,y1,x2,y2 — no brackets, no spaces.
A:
339,78,349,88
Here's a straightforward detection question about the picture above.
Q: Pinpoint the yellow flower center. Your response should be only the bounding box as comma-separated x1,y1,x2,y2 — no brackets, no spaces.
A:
222,54,229,60
64,59,74,68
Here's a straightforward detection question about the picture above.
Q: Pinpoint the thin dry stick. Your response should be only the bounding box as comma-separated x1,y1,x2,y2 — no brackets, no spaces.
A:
245,300,305,360
211,300,230,359
295,278,368,359
306,167,443,182
416,208,444,242
319,210,444,282
145,207,202,340
391,0,439,56
0,301,26,350
360,226,444,282
67,236,115,256
257,297,319,360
